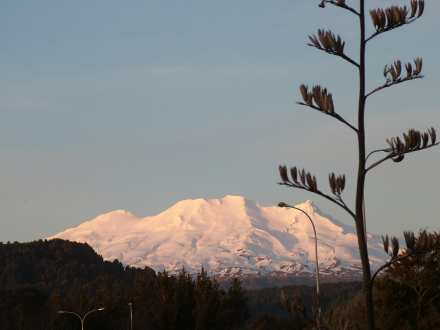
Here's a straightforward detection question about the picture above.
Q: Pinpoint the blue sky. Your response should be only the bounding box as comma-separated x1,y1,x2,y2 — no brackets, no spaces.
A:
1,0,439,241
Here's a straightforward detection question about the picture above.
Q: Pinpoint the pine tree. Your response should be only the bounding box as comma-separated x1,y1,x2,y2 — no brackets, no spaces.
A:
221,278,248,329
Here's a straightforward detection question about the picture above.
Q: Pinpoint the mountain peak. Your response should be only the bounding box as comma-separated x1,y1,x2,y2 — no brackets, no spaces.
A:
92,209,138,222
220,194,253,206
294,200,319,213
104,209,136,216
166,195,253,214
222,194,247,201
51,195,387,277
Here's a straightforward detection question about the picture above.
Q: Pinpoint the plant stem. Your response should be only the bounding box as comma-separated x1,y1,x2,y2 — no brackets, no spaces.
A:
356,1,375,329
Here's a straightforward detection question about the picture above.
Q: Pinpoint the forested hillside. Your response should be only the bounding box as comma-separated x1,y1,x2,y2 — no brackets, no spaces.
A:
0,239,248,330
0,239,362,329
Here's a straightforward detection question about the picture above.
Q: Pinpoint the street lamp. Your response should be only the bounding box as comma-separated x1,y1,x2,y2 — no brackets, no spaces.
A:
278,202,322,328
128,302,133,330
58,307,105,330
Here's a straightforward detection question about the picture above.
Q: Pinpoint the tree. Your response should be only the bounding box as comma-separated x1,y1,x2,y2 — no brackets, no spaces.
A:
277,1,437,329
221,278,249,329
375,230,440,329
324,230,440,329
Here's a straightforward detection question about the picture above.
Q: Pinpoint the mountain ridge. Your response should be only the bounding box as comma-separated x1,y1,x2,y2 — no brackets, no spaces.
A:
50,195,387,279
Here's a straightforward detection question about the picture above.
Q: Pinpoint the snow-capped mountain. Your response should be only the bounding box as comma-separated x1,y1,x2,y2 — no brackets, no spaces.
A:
50,195,387,279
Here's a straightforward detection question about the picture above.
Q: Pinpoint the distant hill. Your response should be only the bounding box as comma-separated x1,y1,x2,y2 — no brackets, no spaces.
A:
0,239,249,330
0,239,158,329
0,239,155,291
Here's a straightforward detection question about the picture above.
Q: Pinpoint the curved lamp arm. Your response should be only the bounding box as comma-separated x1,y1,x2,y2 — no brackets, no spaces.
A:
58,310,81,320
84,307,105,322
278,202,322,327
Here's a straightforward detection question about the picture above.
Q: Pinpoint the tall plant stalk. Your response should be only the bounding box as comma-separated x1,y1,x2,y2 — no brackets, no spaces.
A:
278,1,437,329
354,0,375,328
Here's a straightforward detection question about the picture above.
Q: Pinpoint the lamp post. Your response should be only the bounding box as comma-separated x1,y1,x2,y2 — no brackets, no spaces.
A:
58,307,105,330
128,302,133,330
278,202,322,328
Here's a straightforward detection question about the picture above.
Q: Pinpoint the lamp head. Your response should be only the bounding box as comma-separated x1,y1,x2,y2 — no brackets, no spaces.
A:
278,202,290,208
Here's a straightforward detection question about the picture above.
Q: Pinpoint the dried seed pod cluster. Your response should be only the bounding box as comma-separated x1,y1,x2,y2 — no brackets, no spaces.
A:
384,58,423,82
299,84,335,113
382,231,438,262
386,127,437,159
308,29,345,55
279,165,318,192
391,237,400,258
382,235,400,259
403,231,416,251
414,231,436,253
328,173,346,196
382,235,390,255
370,0,424,33
405,57,423,78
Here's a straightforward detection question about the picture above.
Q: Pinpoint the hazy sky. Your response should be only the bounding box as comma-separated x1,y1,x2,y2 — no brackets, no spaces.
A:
1,0,439,242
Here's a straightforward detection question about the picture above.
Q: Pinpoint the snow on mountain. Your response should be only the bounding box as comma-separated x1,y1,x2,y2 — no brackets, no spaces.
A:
50,195,387,278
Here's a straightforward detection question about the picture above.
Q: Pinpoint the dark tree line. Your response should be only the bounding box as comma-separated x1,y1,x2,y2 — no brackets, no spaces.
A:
0,239,248,330
4,235,436,329
0,239,359,329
